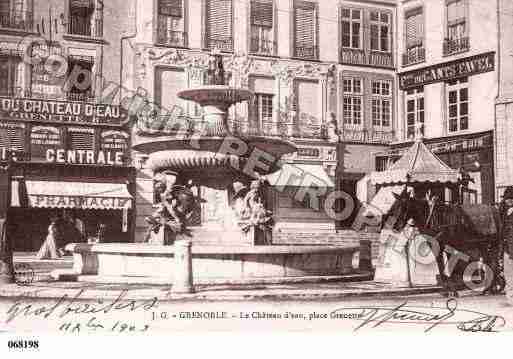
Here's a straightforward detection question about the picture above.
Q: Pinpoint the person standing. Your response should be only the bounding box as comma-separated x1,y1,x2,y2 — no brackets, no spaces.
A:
36,219,61,260
500,187,513,304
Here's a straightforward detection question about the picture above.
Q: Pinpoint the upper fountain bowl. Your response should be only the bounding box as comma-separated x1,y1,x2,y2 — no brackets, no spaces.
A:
178,85,254,107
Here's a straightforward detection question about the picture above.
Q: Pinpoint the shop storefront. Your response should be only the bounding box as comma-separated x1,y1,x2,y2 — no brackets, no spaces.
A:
0,97,134,252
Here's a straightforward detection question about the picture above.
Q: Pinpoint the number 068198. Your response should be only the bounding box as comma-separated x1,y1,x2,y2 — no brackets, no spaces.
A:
7,340,39,350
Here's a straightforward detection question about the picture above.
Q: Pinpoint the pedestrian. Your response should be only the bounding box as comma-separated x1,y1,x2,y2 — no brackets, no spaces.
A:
500,186,513,304
36,218,61,260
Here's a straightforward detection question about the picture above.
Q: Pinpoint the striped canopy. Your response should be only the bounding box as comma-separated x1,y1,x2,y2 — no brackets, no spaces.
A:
370,139,461,185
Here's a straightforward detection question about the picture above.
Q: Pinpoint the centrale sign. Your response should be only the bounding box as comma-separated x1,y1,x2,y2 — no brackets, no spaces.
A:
46,149,124,166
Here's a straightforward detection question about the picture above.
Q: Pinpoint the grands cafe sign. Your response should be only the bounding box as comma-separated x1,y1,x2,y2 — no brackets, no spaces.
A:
399,52,495,90
0,97,129,126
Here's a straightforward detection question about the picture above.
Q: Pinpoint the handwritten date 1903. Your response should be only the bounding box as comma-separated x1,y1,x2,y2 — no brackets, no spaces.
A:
59,317,150,334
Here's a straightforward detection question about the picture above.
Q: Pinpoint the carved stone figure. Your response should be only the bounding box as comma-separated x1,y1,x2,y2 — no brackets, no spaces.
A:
145,173,203,245
231,179,273,243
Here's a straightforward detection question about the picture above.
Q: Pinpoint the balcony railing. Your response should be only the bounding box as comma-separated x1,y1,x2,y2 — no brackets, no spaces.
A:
340,48,366,65
443,37,470,56
66,92,95,103
402,46,426,67
294,45,319,60
341,128,395,145
68,16,103,38
250,37,277,56
369,51,393,68
157,30,188,48
205,37,233,52
0,10,33,32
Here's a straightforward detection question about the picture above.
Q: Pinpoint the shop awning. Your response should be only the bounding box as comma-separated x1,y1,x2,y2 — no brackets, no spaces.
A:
11,180,132,210
266,164,335,188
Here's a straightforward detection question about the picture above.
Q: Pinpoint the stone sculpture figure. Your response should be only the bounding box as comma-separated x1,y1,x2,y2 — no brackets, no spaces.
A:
231,179,274,244
145,174,203,245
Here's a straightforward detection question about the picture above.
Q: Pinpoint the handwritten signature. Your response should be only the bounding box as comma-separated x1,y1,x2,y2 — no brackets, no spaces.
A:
331,299,506,333
4,289,159,324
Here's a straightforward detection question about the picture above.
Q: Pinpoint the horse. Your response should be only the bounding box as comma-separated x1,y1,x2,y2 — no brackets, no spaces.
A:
383,191,505,296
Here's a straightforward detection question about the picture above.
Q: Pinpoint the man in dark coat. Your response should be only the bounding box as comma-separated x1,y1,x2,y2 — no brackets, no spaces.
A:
501,186,513,303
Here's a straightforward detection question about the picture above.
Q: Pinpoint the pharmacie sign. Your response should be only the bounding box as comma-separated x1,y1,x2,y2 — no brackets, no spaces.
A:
30,195,131,210
0,98,129,126
46,149,125,166
399,52,495,90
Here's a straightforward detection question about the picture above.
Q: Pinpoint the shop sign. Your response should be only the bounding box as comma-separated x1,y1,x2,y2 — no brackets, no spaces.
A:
297,148,320,158
100,130,129,151
0,98,128,126
30,126,61,146
399,52,495,90
46,149,125,166
30,195,130,210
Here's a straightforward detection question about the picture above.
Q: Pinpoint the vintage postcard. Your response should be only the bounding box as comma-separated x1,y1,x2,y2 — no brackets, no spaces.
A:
0,0,512,350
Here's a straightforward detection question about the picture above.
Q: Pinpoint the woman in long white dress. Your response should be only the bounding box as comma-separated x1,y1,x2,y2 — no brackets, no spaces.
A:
375,218,439,287
36,221,61,260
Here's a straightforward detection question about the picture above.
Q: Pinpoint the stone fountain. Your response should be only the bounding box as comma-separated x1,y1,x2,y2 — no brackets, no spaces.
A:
58,51,362,287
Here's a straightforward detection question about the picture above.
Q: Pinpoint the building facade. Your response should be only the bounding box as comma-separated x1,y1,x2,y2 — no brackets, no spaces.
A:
377,0,498,204
0,0,136,251
495,0,513,199
128,0,398,244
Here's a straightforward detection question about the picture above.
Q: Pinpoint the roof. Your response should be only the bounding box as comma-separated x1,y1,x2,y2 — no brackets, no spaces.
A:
370,139,461,185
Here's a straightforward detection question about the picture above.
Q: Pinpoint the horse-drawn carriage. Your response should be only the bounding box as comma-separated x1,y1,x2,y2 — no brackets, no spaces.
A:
365,139,505,295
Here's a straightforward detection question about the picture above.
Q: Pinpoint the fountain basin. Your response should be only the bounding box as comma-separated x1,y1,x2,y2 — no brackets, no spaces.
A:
177,86,254,106
56,243,361,285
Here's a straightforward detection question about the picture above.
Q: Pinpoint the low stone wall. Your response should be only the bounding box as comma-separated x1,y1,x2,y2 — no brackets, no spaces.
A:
273,229,381,261
61,243,361,285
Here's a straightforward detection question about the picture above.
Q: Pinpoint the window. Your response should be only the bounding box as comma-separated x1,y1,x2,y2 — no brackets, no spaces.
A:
68,0,103,38
405,87,424,139
0,51,22,97
444,0,468,55
205,0,233,52
370,11,390,52
403,8,425,65
293,0,318,60
157,0,186,47
371,80,392,127
342,77,363,126
341,8,361,49
250,0,275,56
0,0,32,31
296,80,320,137
68,127,95,151
447,0,466,40
447,78,469,132
256,93,274,132
66,56,94,102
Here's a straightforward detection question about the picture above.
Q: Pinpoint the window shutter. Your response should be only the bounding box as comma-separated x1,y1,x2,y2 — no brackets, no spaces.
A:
206,0,233,50
294,1,317,58
251,0,273,28
68,128,95,151
0,123,25,151
159,0,183,18
405,9,423,47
